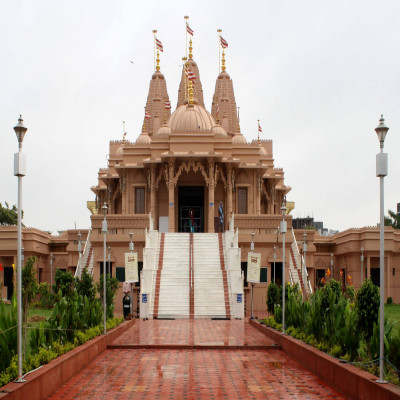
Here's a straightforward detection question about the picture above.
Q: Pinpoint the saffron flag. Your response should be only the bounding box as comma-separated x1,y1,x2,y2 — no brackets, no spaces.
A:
165,100,171,109
0,263,3,271
155,38,163,52
186,23,194,36
12,263,15,270
145,112,152,119
220,36,228,49
258,122,262,133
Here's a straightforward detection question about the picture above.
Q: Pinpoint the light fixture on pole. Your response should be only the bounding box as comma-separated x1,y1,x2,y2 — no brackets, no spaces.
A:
77,231,82,275
129,231,134,252
330,253,333,280
375,114,389,384
361,247,364,284
273,245,276,284
281,200,287,335
102,203,108,334
13,115,27,383
250,231,255,319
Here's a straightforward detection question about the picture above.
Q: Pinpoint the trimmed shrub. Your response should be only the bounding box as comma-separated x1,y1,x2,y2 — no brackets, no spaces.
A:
356,279,379,342
387,297,393,305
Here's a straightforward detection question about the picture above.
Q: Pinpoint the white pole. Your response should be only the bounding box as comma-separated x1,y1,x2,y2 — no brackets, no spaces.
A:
361,247,364,285
102,203,108,334
281,202,287,335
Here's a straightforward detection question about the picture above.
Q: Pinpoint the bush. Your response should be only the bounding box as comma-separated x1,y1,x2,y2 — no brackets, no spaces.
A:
266,283,279,314
0,293,17,371
356,279,379,342
38,282,56,308
387,297,393,305
53,270,75,300
74,269,96,302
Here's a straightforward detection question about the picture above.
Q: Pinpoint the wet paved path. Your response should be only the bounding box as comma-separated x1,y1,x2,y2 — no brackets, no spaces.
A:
48,320,349,400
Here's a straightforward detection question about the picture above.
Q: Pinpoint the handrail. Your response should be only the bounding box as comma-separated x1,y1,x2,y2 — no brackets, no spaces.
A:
291,228,312,295
75,229,92,279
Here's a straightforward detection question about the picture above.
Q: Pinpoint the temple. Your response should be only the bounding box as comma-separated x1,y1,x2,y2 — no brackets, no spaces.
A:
1,32,399,315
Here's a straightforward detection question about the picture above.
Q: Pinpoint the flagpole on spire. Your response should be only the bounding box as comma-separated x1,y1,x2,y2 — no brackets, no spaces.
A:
122,121,127,143
258,120,262,145
184,16,189,59
152,29,157,72
217,29,222,73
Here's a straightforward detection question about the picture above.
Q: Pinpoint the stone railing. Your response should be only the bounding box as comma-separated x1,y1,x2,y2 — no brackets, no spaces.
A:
90,214,150,231
234,214,292,234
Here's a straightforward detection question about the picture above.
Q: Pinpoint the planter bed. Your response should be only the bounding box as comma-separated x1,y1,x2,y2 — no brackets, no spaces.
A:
0,319,135,400
250,319,400,400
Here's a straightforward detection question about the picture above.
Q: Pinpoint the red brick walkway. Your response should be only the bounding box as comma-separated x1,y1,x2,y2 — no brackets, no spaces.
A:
48,320,349,400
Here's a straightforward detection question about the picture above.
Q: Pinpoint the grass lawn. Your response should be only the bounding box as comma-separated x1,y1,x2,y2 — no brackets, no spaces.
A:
3,303,53,326
385,303,400,336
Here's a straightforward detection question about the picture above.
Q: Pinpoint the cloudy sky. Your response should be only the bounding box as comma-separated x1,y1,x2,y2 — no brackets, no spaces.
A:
1,0,399,234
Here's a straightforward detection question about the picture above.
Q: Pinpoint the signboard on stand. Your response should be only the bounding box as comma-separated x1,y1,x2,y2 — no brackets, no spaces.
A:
125,252,138,283
247,252,261,283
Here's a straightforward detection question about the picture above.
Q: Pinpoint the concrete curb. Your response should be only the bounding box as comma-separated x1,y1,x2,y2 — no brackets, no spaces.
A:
0,318,136,400
250,319,400,400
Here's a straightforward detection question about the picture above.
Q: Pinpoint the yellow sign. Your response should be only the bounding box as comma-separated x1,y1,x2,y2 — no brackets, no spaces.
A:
247,252,261,283
125,252,138,283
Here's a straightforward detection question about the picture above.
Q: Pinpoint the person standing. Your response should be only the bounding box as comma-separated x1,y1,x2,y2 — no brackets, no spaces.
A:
219,201,224,232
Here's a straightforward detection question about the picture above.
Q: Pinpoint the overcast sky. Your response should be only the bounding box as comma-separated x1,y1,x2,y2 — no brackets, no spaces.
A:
1,0,399,234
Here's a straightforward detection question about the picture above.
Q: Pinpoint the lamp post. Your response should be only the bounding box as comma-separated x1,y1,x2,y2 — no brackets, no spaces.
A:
330,253,333,280
108,245,111,275
13,115,27,383
77,231,82,275
129,231,134,317
303,232,307,287
281,200,287,335
375,115,389,383
273,245,276,284
102,203,108,334
50,253,54,291
361,247,364,285
250,231,255,319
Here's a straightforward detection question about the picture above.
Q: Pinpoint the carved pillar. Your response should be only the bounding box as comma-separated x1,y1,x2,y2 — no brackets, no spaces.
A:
150,165,156,220
208,158,215,233
168,159,175,232
256,170,261,215
227,165,233,227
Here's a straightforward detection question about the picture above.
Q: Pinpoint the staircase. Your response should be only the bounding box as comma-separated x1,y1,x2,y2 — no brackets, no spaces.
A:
193,233,230,319
75,230,93,279
289,229,312,298
152,233,190,319
149,232,232,319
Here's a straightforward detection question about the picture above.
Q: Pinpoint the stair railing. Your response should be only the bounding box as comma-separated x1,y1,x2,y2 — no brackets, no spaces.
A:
75,229,92,279
291,228,313,295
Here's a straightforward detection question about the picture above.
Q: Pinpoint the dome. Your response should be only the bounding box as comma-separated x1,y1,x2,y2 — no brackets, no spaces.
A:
136,132,151,145
116,144,124,157
212,124,227,136
169,104,215,132
154,123,171,138
232,133,246,144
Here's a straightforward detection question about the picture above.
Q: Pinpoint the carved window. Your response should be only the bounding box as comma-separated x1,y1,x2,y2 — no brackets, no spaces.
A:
135,187,145,214
238,187,247,214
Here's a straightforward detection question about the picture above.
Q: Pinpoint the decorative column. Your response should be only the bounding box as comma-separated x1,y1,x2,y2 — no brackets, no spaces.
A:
168,159,175,232
226,165,233,228
150,165,156,220
208,158,215,233
256,170,261,215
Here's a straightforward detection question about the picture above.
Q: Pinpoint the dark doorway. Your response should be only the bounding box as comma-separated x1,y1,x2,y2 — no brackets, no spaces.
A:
100,262,113,277
316,269,326,287
271,262,283,286
4,267,14,300
371,268,380,287
178,186,204,232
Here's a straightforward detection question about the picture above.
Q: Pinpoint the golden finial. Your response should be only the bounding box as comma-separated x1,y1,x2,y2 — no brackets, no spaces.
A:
188,80,194,105
221,50,226,72
156,50,160,71
189,38,193,60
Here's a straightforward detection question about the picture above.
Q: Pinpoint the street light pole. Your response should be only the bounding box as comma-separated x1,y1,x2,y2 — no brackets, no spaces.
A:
273,245,276,284
78,232,82,276
250,231,255,319
50,253,54,291
281,201,287,335
303,232,307,289
102,203,108,334
13,115,27,383
330,253,333,280
375,115,389,383
108,245,111,275
129,232,134,317
361,247,364,285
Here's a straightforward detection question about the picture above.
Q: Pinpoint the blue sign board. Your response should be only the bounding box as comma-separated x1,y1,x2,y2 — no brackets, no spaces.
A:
142,294,147,303
237,294,242,303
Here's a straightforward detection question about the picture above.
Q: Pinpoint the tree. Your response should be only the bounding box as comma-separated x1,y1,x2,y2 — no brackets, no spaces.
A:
384,209,400,230
0,202,24,226
53,270,75,300
74,269,96,302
